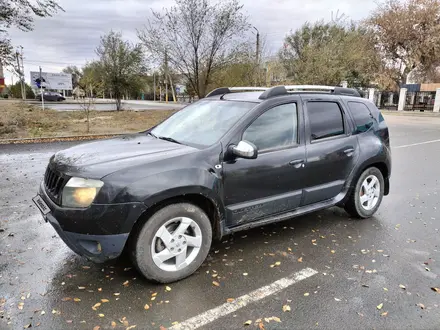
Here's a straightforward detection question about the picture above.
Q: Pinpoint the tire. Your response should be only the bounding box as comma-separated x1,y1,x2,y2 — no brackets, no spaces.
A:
131,203,212,283
344,167,385,218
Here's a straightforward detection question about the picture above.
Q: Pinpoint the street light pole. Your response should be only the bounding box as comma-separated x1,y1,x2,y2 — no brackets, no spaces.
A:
253,26,260,86
39,66,45,110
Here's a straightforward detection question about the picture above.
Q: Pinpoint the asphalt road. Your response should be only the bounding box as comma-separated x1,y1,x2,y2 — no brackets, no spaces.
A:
40,101,185,111
1,114,440,330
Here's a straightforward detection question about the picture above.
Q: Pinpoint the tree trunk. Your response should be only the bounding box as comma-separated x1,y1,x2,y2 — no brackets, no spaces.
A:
116,98,122,111
86,109,90,134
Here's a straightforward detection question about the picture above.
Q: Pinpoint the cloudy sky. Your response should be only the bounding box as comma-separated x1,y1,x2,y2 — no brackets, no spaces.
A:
5,0,378,85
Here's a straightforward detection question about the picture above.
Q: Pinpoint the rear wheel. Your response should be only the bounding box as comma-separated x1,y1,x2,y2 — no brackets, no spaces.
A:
345,167,384,218
131,203,212,283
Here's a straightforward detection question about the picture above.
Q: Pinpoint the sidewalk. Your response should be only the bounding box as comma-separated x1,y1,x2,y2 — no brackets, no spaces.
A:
380,109,440,117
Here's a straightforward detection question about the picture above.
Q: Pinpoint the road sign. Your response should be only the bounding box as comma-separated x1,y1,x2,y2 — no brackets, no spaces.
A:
30,71,73,90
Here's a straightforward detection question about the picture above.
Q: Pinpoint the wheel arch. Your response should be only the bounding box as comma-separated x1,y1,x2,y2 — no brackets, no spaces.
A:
126,188,225,248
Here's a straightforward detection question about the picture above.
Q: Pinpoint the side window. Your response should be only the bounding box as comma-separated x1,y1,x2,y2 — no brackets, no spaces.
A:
243,103,298,151
307,102,345,141
347,102,374,133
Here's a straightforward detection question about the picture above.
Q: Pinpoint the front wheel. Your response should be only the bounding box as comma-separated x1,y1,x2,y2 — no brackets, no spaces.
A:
344,167,384,218
131,203,212,283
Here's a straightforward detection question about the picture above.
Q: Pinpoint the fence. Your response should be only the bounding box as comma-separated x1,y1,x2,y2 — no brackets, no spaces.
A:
404,91,435,111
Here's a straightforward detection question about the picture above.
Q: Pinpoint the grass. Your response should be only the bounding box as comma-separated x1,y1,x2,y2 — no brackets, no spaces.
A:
0,100,176,140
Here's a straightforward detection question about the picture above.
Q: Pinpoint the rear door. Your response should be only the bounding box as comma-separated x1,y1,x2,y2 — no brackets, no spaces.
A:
301,96,359,205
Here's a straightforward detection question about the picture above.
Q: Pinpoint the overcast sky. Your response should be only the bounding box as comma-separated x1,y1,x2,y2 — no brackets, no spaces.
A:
4,0,378,85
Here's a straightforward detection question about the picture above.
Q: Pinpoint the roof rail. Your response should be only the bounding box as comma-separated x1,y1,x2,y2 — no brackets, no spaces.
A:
259,85,361,99
206,85,360,99
206,87,268,98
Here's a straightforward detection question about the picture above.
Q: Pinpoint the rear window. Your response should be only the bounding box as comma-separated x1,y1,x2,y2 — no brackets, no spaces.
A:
348,102,374,133
307,102,345,140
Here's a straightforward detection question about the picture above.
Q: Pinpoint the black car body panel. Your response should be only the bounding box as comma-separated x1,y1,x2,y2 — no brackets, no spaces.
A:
34,88,391,263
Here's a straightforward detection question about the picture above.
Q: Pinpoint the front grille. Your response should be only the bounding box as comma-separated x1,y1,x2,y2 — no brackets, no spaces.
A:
44,166,69,205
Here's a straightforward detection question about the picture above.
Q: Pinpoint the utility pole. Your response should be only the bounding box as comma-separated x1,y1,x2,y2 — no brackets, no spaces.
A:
153,71,156,101
15,50,25,100
165,50,169,103
39,66,45,110
253,26,260,86
0,59,4,95
20,47,25,99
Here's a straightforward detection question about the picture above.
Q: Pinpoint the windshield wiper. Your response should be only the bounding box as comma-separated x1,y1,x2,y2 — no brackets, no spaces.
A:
157,136,182,145
147,132,157,138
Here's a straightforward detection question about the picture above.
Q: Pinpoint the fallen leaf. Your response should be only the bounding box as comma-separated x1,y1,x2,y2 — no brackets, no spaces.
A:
383,288,388,292
151,297,156,301
18,302,24,310
126,326,137,330
144,304,150,310
123,281,129,286
272,317,282,322
212,273,218,278
124,267,132,271
274,261,281,266
66,320,73,324
98,313,105,317
244,320,252,326
399,284,406,290
97,243,102,252
82,266,90,269
227,298,235,303
431,287,440,293
212,281,220,287
381,311,388,317
61,297,71,302
165,286,172,292
74,298,81,302
377,303,383,310
101,299,109,303
258,322,266,330
362,284,369,288
113,293,120,296
111,321,117,328
243,273,248,276
288,248,292,252
304,293,309,296
417,303,425,309
331,250,336,254
78,286,86,290
98,288,102,292
425,267,430,272
334,298,341,301
92,302,101,311
297,257,303,263
40,311,45,315
93,326,101,330
283,304,291,312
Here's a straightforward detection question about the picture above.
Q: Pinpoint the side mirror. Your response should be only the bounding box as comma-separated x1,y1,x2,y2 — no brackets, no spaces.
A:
230,140,258,159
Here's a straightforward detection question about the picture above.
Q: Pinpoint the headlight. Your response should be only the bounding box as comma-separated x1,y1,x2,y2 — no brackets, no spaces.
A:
62,177,104,208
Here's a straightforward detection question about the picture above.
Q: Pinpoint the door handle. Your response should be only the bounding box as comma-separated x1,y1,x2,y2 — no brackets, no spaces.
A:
289,159,305,168
344,148,355,157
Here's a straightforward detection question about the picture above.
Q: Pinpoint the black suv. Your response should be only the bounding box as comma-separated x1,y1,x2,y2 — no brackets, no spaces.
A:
33,85,391,283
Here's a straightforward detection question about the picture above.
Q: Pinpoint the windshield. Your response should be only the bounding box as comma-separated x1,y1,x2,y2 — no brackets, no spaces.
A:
151,100,256,147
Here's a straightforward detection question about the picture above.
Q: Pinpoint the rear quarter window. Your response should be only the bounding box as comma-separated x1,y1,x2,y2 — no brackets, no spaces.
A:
347,102,374,133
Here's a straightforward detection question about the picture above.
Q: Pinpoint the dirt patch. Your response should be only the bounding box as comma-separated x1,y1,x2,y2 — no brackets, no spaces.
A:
0,100,176,139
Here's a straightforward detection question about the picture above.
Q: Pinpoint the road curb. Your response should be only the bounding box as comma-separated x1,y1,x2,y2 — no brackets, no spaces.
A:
381,110,440,117
0,133,128,145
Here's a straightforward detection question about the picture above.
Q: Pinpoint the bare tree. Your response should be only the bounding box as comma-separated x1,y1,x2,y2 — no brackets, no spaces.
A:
138,0,249,98
0,0,62,65
77,92,95,134
96,31,147,110
365,0,440,85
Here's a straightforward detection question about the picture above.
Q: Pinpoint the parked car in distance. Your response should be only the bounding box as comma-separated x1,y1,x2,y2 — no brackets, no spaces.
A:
33,85,391,283
36,91,66,102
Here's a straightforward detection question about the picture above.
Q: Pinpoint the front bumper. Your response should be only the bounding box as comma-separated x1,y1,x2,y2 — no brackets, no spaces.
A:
36,182,146,262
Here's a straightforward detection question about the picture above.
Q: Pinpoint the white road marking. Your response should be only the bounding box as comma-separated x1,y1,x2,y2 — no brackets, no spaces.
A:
170,267,318,330
394,138,440,149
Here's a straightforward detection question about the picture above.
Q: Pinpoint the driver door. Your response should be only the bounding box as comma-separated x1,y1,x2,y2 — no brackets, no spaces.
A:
222,102,306,227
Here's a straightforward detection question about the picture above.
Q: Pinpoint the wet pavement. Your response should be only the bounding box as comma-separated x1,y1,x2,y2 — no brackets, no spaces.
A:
1,114,439,330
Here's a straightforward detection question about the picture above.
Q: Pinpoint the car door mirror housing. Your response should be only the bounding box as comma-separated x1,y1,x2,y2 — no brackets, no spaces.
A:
230,140,258,159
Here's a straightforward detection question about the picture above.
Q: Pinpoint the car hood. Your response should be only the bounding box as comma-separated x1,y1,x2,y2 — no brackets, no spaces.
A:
51,133,198,178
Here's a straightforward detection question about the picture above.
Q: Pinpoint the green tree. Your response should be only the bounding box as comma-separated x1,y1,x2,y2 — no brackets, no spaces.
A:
0,0,62,65
9,81,34,98
280,20,380,87
138,0,249,98
96,31,147,110
62,65,82,89
366,0,440,85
